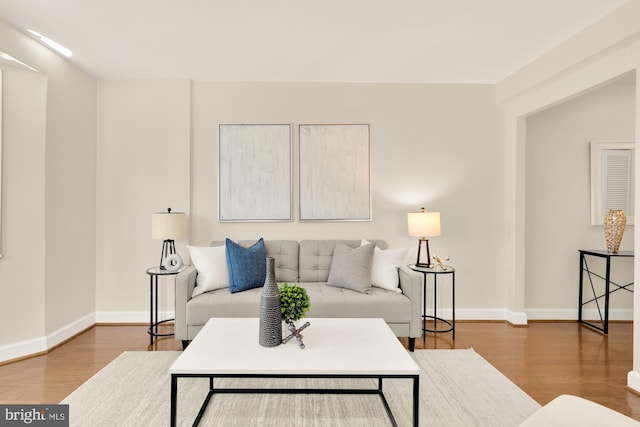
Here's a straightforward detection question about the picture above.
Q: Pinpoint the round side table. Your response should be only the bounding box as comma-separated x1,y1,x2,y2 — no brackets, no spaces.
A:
146,267,181,346
409,264,456,340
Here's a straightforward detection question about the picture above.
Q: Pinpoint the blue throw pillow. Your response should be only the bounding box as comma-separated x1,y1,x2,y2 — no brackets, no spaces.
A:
225,238,267,293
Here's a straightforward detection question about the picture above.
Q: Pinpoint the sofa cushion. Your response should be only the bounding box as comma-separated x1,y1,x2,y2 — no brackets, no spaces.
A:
211,240,299,283
187,245,229,297
263,240,299,282
186,282,412,326
225,238,266,293
187,287,263,324
298,240,386,282
299,240,340,282
327,242,376,294
302,283,412,322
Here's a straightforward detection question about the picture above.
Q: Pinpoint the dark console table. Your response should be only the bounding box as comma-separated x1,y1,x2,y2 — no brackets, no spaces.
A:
578,249,634,334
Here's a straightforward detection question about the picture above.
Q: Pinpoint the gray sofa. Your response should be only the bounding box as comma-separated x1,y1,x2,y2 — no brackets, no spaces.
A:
175,239,422,351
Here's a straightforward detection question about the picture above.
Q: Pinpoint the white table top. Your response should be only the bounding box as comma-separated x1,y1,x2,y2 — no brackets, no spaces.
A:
170,318,419,376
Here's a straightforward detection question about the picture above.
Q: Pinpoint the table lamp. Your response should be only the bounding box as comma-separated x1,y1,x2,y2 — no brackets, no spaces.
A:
151,208,186,269
407,207,441,268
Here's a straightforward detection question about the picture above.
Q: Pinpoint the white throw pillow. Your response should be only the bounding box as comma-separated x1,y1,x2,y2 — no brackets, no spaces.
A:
361,240,409,293
187,245,229,297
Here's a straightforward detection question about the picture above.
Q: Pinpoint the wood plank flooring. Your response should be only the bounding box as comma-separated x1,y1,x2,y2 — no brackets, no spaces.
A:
0,321,639,421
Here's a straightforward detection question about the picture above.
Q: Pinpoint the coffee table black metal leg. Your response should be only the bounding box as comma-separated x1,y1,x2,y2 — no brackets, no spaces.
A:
170,375,177,427
413,375,419,427
376,378,398,427
193,377,216,426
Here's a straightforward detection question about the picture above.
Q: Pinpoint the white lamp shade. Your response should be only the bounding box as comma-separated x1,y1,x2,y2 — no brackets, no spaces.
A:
408,210,441,238
151,211,186,240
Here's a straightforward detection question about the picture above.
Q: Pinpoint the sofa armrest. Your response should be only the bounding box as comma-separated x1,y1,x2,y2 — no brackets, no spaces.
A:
174,265,197,341
398,265,423,338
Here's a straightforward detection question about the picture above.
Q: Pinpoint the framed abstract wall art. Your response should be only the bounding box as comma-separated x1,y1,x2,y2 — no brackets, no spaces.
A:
219,124,292,221
299,124,371,221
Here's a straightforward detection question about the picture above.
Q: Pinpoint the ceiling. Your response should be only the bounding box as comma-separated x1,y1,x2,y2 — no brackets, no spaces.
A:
0,0,629,83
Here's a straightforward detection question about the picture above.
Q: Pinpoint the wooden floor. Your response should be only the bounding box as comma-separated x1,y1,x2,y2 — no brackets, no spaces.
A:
1,321,639,421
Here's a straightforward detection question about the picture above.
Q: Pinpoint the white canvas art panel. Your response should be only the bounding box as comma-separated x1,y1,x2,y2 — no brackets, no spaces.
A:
299,124,371,221
219,124,292,221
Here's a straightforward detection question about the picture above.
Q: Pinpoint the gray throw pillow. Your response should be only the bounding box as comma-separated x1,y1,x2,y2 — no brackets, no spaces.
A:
327,242,375,294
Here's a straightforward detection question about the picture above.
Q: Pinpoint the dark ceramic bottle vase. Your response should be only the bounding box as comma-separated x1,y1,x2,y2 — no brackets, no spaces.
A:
259,257,282,347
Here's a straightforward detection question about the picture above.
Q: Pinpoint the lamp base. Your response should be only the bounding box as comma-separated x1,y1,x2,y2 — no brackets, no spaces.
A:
416,238,432,268
159,239,176,270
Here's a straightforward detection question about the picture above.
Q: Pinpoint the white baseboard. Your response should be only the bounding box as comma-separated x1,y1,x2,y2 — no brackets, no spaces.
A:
506,310,528,325
430,308,633,323
95,310,175,324
424,308,528,324
525,308,633,321
0,336,47,364
47,313,95,349
0,313,95,364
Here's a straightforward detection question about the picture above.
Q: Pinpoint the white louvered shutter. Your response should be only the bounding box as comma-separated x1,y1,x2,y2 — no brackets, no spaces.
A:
600,148,634,218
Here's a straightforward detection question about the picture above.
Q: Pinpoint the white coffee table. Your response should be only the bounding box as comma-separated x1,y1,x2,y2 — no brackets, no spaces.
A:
170,317,419,426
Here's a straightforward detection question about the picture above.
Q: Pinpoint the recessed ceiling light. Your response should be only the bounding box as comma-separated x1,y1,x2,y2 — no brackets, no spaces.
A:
27,29,72,58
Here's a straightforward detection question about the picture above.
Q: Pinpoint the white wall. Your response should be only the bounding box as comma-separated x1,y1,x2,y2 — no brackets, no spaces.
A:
96,80,190,322
94,81,511,321
0,67,47,352
0,18,97,361
44,43,97,338
190,82,506,316
525,80,636,320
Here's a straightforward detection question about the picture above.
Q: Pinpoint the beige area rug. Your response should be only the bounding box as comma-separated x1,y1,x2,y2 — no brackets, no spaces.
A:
61,349,540,426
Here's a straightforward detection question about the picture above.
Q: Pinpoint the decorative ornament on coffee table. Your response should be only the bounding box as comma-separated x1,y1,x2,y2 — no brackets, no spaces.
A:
259,257,282,347
604,209,626,254
280,283,311,349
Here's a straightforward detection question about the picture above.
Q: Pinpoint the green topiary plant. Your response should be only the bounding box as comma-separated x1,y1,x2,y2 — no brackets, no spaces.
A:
279,283,311,322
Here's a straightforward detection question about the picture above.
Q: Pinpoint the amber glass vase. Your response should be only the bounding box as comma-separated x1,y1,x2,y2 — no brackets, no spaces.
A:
604,209,626,254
